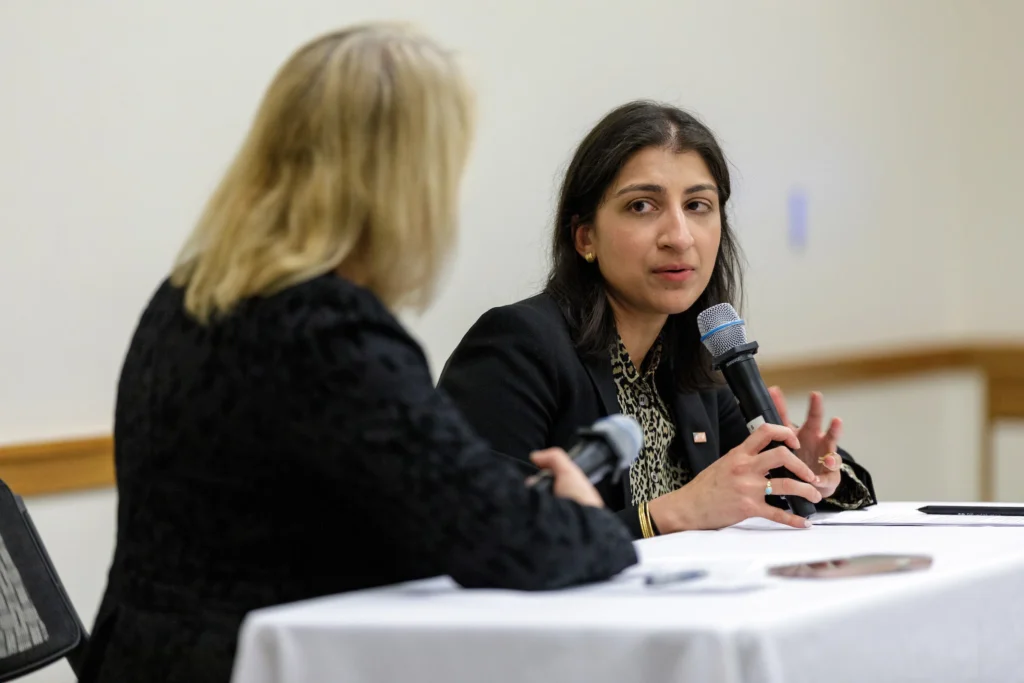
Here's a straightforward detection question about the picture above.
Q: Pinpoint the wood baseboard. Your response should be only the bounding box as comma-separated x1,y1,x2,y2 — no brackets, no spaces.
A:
0,436,114,497
2,342,1021,498
761,343,1024,393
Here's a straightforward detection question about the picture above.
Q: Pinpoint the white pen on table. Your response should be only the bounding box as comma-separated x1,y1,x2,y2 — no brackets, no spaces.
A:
643,569,707,586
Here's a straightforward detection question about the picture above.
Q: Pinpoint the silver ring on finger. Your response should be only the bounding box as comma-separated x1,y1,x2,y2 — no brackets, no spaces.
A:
764,477,773,496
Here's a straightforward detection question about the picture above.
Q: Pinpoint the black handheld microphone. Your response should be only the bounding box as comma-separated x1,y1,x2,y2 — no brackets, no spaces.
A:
531,414,643,492
697,303,816,518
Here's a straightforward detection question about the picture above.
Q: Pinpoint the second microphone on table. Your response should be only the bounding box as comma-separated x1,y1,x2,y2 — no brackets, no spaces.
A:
529,414,643,494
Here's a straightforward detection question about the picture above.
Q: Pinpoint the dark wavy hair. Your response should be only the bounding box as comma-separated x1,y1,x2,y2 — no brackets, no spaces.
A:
544,100,744,390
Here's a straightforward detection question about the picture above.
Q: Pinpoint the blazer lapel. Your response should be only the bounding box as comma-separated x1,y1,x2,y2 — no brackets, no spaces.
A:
582,352,618,417
670,391,719,475
581,350,636,506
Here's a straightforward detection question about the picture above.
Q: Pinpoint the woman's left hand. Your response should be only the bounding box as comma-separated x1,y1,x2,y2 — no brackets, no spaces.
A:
768,387,843,499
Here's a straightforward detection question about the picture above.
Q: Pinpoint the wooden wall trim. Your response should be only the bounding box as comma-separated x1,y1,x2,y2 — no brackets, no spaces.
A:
0,436,114,497
1,342,1021,498
760,343,1024,392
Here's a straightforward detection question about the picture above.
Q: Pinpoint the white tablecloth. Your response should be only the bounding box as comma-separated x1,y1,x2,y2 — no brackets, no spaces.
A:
231,503,1024,683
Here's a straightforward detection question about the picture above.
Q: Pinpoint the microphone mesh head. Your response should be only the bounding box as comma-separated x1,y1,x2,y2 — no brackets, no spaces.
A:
697,303,748,358
592,414,643,467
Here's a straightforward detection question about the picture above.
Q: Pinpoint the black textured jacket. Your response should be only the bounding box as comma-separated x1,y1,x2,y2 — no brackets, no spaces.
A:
79,276,637,683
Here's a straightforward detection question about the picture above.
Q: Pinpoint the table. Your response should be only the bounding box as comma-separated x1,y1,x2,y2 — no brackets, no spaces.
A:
231,503,1024,683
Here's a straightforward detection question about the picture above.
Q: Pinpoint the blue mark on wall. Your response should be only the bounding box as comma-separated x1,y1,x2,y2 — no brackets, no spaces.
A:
788,188,808,250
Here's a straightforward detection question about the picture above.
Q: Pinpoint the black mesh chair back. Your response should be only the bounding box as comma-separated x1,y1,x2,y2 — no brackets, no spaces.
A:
0,478,88,681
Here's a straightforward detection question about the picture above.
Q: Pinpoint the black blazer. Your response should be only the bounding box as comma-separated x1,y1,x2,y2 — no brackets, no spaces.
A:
79,276,636,683
438,292,875,539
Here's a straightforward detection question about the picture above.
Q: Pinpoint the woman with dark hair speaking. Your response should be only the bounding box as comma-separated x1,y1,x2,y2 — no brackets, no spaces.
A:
439,101,875,539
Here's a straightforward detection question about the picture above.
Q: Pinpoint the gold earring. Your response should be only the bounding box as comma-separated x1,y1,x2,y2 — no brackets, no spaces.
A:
584,252,595,263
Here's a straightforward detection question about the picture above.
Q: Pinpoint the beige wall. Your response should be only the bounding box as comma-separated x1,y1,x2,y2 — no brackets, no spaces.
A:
961,1,1024,336
3,0,1021,446
994,423,1024,502
784,372,988,503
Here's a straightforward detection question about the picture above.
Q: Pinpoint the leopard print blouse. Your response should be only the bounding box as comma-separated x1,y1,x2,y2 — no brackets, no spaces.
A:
611,338,692,505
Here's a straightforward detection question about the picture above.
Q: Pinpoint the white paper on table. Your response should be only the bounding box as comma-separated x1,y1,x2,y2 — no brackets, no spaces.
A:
810,504,1024,527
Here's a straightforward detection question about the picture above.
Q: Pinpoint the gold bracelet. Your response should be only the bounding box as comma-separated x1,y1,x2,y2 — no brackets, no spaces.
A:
638,502,655,539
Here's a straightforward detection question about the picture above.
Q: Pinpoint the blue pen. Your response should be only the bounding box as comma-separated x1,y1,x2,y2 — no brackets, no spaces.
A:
644,569,707,586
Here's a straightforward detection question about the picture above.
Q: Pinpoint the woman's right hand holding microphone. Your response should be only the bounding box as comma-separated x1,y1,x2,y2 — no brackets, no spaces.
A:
648,423,822,533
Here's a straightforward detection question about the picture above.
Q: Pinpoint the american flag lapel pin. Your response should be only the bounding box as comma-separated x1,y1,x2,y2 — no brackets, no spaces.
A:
693,432,707,443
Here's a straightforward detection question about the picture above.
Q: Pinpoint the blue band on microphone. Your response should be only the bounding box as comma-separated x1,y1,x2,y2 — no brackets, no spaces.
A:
699,319,745,342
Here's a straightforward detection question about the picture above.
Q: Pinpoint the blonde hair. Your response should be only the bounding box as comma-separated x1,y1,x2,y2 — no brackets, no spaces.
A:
171,23,474,321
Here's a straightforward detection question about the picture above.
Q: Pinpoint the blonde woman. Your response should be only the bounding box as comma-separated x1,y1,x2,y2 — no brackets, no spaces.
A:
79,25,636,683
